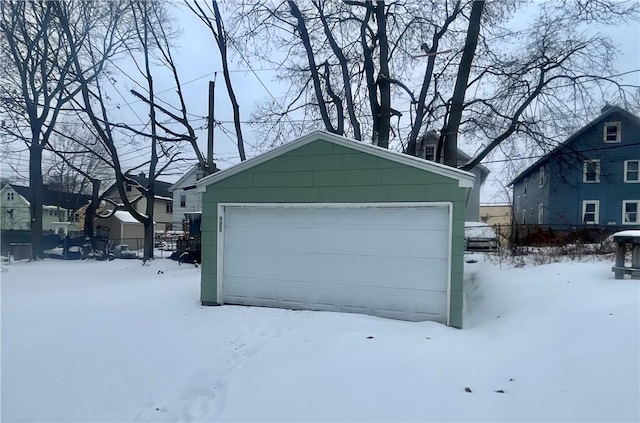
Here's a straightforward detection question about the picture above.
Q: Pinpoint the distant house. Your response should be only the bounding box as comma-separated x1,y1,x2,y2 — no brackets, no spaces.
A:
511,105,640,229
0,184,91,232
480,203,512,226
103,173,174,232
479,203,513,245
416,131,490,221
168,164,207,230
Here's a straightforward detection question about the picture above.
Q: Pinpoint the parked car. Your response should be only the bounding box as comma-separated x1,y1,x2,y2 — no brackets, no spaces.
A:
465,222,498,251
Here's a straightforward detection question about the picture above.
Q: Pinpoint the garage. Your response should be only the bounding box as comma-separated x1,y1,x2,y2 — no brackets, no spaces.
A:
196,131,474,327
220,203,451,322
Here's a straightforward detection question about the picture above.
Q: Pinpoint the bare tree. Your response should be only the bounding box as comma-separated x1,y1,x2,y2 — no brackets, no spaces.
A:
44,125,112,195
43,123,114,241
231,0,639,175
57,0,200,262
187,0,247,161
0,0,131,259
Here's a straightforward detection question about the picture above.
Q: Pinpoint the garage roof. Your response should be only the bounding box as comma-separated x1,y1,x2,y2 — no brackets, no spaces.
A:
196,131,475,190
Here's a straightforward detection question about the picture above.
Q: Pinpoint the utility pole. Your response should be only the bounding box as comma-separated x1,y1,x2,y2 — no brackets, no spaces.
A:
207,75,216,174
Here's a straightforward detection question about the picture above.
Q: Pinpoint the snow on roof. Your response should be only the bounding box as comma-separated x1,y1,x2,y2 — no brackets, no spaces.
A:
154,195,173,202
612,230,640,239
114,210,145,224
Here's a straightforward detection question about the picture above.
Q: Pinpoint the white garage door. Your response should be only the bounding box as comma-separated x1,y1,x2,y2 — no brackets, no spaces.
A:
219,203,451,323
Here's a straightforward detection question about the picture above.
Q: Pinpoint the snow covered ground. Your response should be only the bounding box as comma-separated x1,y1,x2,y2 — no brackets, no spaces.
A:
1,254,638,422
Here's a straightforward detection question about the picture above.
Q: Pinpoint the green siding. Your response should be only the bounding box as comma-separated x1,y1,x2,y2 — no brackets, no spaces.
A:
201,138,471,328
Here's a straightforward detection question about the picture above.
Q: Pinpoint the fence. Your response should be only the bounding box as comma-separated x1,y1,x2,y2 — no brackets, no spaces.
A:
1,230,31,255
487,223,623,256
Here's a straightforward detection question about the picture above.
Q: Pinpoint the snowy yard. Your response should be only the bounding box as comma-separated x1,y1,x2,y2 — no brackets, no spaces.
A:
1,255,638,422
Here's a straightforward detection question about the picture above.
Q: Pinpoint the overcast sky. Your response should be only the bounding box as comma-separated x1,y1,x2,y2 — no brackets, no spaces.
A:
2,2,639,204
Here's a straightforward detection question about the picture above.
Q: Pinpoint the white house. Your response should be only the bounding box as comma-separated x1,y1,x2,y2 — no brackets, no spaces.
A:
168,164,207,230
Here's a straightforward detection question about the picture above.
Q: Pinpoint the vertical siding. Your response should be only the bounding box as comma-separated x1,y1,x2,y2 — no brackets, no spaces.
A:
201,139,471,328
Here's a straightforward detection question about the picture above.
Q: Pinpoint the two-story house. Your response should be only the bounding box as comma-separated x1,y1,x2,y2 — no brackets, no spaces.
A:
103,173,174,232
0,183,91,232
416,130,490,221
168,164,208,230
511,105,640,229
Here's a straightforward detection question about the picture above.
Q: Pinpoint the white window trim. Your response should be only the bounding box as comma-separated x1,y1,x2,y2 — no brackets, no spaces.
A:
582,200,600,225
539,166,545,187
622,200,640,225
583,160,601,183
538,203,544,224
623,160,640,183
603,121,621,143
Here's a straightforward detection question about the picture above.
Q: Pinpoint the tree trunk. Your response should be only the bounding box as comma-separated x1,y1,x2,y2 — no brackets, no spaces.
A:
143,211,154,263
29,141,44,260
442,0,485,167
288,0,337,134
375,1,391,149
212,0,246,161
84,179,100,243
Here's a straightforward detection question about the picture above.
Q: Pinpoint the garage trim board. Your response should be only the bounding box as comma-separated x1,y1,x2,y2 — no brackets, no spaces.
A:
216,202,453,325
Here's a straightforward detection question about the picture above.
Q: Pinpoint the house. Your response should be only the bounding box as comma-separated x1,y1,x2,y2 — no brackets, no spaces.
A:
195,130,475,328
168,163,207,230
103,173,174,232
415,130,490,221
0,183,91,232
511,105,640,230
480,203,512,226
479,203,513,246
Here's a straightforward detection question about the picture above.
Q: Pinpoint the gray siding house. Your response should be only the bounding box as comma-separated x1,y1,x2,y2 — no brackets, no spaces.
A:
511,106,640,229
415,130,489,221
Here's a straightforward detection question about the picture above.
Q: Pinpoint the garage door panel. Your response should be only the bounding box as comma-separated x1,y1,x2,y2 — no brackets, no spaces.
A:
225,226,449,259
223,276,447,322
224,249,446,291
221,204,450,323
225,206,448,231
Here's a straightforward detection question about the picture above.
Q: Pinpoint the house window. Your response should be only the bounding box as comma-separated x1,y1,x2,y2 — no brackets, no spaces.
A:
624,160,639,183
622,200,640,224
582,200,599,224
425,145,436,161
73,212,80,222
180,195,186,208
603,122,621,142
166,202,173,213
7,192,14,201
523,178,528,195
126,184,132,192
583,160,600,183
522,209,526,224
48,209,57,217
539,166,545,187
538,203,544,224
